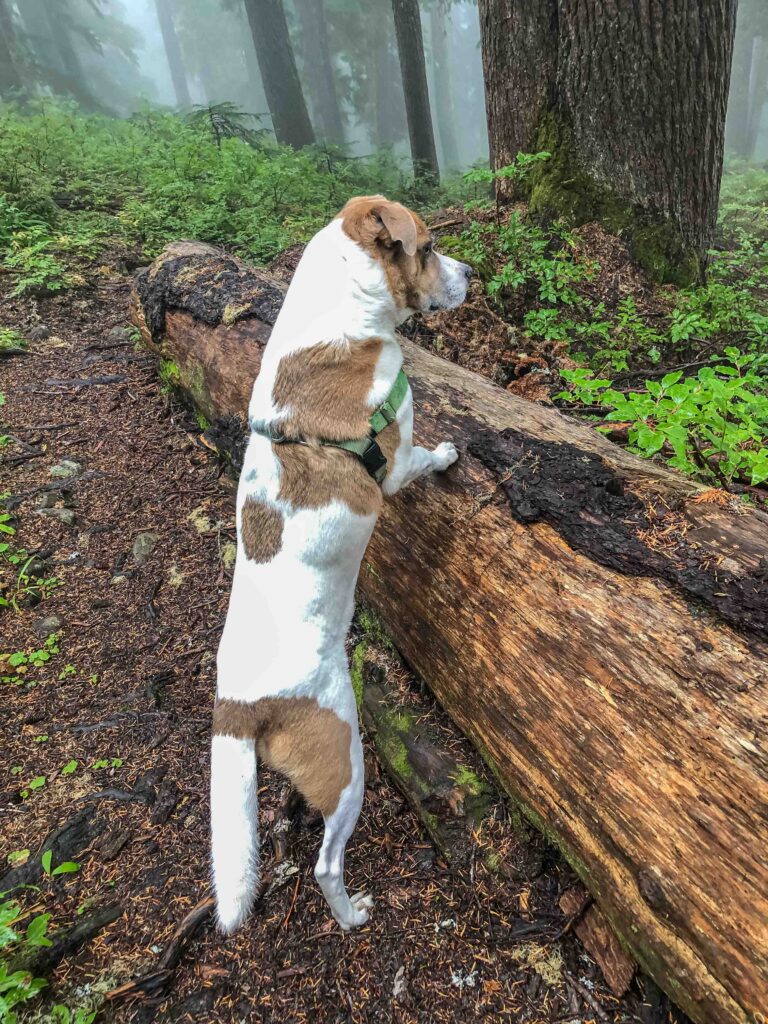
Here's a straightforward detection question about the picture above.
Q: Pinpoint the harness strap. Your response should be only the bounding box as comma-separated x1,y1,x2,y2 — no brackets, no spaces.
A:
257,368,409,486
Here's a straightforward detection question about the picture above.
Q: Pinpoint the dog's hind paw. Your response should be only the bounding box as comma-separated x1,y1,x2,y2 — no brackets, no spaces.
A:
336,892,373,931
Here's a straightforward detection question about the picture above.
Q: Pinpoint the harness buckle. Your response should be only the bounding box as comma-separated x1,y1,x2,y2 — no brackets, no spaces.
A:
360,437,388,485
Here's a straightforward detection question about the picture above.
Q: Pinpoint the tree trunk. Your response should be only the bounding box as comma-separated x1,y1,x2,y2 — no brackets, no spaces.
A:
242,0,315,148
131,242,768,1024
154,0,192,108
391,0,440,185
373,31,406,148
0,0,23,98
293,0,344,145
726,9,756,155
744,37,768,157
479,0,737,285
429,3,460,171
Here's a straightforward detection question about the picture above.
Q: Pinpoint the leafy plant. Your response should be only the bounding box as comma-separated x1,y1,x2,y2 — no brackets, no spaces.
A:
557,349,768,487
41,850,80,877
0,329,27,355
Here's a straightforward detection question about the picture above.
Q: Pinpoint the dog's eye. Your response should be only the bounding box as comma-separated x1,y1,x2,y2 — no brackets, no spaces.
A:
423,242,433,257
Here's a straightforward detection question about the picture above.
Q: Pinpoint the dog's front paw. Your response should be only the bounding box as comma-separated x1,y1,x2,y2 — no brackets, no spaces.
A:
432,441,459,472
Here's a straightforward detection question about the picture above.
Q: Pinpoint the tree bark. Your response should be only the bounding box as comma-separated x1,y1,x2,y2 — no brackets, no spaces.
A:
391,0,440,185
131,242,768,1024
0,0,23,98
154,0,192,108
479,0,738,285
293,0,344,145
429,3,460,171
242,0,315,148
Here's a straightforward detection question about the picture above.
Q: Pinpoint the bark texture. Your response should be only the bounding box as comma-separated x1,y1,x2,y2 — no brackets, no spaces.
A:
479,0,738,284
131,243,768,1024
391,0,440,184
294,0,344,144
154,0,191,108
243,0,315,148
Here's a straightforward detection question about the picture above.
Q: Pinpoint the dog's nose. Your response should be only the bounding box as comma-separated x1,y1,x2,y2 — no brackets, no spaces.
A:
462,262,475,280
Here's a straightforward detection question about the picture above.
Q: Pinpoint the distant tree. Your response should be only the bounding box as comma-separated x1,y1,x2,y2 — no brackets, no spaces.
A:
154,0,191,107
428,1,460,171
479,0,737,285
726,0,768,159
242,0,315,148
293,0,344,144
391,0,439,183
0,0,23,98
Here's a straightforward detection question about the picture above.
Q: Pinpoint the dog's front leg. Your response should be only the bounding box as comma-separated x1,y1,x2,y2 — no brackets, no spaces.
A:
382,440,458,496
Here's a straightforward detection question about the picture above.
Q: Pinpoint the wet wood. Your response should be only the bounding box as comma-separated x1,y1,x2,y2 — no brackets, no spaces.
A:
131,243,768,1024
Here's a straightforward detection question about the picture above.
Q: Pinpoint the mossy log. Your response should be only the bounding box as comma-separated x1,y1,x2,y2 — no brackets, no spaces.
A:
132,243,768,1024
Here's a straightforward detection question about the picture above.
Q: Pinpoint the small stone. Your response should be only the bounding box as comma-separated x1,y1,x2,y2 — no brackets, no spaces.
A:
110,574,128,586
36,508,76,526
132,531,159,565
49,460,81,479
107,325,133,343
220,541,237,570
28,324,51,341
34,615,61,637
35,490,60,509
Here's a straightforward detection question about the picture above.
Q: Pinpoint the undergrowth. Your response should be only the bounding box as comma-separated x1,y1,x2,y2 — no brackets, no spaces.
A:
1,102,766,494
0,99,449,288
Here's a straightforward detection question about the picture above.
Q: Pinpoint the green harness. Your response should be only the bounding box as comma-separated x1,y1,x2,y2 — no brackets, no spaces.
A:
258,369,409,485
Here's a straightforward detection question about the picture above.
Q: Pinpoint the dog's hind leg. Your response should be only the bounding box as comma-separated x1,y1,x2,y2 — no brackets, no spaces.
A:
314,728,372,930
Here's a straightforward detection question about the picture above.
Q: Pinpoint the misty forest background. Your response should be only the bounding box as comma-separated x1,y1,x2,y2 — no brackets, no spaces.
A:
1,4,768,1024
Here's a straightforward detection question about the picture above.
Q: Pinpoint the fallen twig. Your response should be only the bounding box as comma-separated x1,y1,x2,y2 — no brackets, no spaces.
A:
105,896,215,1001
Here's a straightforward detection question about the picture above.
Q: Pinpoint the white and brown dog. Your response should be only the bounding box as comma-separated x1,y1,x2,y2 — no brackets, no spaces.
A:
211,196,472,933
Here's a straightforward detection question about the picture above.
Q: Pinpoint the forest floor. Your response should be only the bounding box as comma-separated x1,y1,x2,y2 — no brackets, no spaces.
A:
0,255,694,1024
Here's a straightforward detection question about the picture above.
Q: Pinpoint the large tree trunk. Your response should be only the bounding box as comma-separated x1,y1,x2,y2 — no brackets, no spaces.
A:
726,0,768,158
391,0,440,185
429,3,460,172
131,242,768,1024
479,0,737,285
242,0,315,148
0,0,23,98
293,0,344,145
154,0,191,108
373,31,406,149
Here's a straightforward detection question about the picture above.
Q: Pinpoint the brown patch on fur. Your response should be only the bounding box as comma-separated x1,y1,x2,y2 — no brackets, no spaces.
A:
272,338,382,442
212,696,352,816
240,497,283,562
376,420,401,478
338,196,439,311
275,443,382,517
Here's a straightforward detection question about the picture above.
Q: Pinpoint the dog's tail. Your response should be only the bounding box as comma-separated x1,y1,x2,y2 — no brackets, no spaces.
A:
210,732,260,933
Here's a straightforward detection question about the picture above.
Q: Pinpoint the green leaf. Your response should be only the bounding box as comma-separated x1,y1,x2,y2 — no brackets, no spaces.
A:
28,776,46,791
61,760,78,776
25,913,52,947
51,861,80,876
661,371,683,388
41,849,52,875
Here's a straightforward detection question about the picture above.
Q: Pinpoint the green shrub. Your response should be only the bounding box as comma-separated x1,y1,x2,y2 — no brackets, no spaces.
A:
557,349,768,487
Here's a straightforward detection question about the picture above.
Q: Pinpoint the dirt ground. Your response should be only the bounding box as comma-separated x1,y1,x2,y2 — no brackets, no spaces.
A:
1,269,689,1024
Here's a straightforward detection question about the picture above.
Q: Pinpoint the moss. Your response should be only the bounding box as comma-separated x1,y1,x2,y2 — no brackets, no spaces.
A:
356,603,396,654
196,411,211,431
158,358,180,387
350,641,367,710
222,302,250,326
526,111,702,286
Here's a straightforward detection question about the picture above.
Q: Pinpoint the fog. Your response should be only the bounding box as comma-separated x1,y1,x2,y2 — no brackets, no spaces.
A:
2,0,767,172
0,0,488,172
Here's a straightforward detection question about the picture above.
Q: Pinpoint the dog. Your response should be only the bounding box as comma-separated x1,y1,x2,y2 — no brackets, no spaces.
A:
210,195,472,933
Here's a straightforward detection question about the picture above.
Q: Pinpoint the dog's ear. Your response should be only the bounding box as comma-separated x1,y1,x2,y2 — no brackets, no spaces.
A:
375,201,418,257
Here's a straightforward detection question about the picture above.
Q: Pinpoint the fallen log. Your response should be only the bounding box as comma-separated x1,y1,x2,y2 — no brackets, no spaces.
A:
131,242,768,1024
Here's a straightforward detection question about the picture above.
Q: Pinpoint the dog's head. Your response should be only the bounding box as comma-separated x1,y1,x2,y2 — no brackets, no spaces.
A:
338,195,472,317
